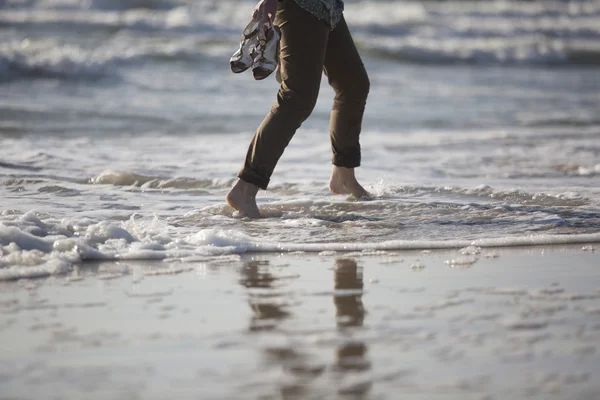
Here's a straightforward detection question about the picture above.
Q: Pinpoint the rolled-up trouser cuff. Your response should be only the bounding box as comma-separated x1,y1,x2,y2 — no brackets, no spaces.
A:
238,167,270,190
332,153,361,169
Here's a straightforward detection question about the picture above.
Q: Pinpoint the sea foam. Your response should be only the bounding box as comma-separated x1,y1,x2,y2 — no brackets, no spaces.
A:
2,213,600,281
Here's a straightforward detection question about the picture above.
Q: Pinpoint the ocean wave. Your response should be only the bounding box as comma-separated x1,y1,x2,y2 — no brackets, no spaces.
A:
3,0,600,69
360,36,600,65
0,161,43,172
420,0,600,19
390,185,591,207
0,37,220,81
3,0,192,11
344,0,600,65
2,214,600,281
552,163,600,177
0,7,221,34
89,170,234,189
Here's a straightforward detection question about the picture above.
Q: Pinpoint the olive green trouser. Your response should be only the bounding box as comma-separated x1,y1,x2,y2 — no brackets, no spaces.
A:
238,0,370,190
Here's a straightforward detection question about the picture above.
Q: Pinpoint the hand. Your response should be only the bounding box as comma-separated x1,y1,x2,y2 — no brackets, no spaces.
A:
253,0,278,22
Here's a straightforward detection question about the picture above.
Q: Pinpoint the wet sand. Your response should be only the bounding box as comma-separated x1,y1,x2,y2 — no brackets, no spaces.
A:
1,245,599,400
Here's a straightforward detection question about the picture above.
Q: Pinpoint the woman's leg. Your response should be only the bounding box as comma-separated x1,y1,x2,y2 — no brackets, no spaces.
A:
227,0,331,217
323,16,370,198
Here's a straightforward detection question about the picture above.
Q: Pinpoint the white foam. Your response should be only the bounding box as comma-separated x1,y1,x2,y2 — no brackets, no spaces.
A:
459,246,482,255
2,210,600,281
343,1,426,27
85,221,136,244
90,170,231,190
0,259,72,281
444,255,478,266
2,0,599,75
344,0,600,65
0,34,219,80
0,224,53,253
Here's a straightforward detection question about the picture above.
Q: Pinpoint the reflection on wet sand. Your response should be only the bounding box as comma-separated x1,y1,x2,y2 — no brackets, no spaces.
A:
334,259,372,395
239,260,290,331
335,259,366,328
238,258,371,398
240,259,310,398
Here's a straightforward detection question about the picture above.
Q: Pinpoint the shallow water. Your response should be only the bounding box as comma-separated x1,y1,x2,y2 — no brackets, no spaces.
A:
2,122,600,279
1,1,600,275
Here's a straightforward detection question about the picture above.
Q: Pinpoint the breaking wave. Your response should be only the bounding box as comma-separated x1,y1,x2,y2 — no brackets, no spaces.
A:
1,0,600,82
361,38,600,66
0,37,221,81
88,170,234,189
344,0,600,65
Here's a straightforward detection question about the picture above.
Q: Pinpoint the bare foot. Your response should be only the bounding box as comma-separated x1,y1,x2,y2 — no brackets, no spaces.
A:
328,166,370,199
226,179,260,218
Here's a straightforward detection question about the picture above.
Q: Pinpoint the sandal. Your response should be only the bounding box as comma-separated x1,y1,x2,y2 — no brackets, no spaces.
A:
230,19,261,73
252,22,281,80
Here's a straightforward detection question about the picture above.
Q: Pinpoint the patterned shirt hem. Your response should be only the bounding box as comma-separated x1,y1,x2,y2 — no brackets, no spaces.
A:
292,0,344,30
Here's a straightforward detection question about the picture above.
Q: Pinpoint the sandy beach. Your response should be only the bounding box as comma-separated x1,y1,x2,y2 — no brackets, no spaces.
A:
1,245,599,400
2,0,600,399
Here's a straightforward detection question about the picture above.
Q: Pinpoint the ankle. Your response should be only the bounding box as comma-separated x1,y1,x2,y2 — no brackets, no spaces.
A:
332,166,356,179
232,179,259,197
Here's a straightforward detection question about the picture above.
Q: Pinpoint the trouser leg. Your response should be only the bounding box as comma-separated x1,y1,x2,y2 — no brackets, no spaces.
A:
238,0,330,190
323,16,370,168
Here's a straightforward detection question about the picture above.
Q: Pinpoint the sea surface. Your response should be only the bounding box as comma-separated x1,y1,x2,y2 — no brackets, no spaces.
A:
1,0,600,279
